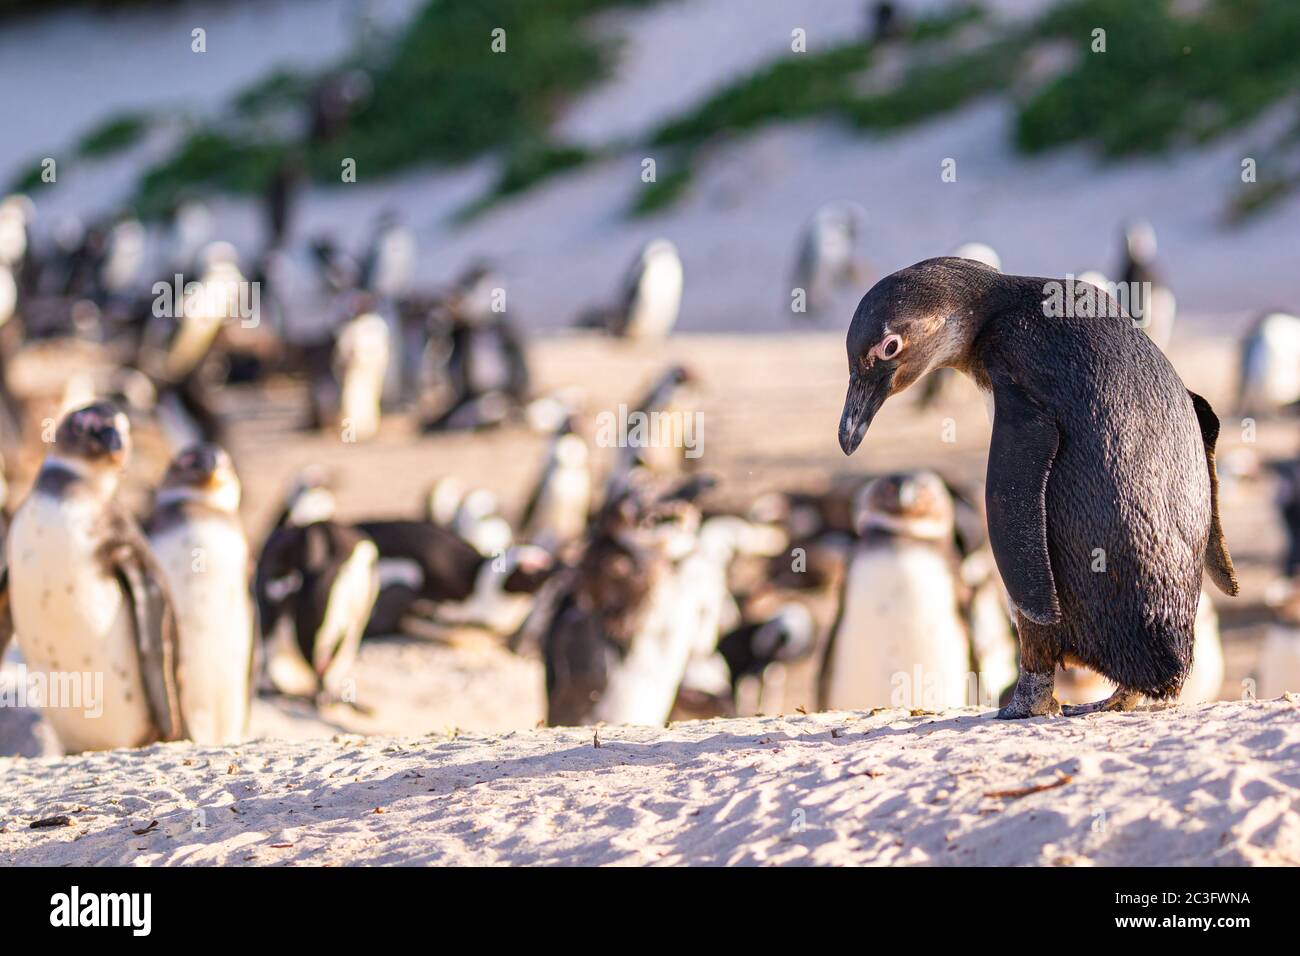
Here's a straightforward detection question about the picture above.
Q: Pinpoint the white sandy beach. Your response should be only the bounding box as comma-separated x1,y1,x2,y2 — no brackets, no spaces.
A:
3,699,1298,866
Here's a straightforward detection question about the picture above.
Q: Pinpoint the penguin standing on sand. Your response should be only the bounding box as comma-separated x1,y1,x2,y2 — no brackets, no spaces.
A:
148,444,254,744
255,519,379,705
818,472,977,711
790,203,866,320
332,309,390,441
1118,221,1176,350
838,258,1238,718
520,422,591,550
581,240,683,339
1237,311,1300,418
0,403,184,752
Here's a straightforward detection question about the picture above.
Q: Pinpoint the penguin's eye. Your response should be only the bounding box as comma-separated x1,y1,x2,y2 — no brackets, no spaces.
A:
875,334,903,361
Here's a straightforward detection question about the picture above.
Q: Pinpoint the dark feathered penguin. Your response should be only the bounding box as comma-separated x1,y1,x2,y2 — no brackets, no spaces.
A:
838,257,1237,718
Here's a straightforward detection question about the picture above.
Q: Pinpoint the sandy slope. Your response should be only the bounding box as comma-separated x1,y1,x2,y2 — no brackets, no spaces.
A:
2,699,1297,866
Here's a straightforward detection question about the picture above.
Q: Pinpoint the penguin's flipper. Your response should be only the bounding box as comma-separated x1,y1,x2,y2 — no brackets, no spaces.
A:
103,510,185,741
986,375,1061,625
0,566,13,663
1187,390,1240,596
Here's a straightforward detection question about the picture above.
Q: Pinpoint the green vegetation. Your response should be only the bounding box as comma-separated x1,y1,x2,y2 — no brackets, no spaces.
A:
1017,0,1300,156
631,163,693,217
456,140,592,220
76,113,149,157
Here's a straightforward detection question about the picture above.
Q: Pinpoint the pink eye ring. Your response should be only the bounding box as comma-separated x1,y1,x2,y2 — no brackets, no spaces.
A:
872,334,903,361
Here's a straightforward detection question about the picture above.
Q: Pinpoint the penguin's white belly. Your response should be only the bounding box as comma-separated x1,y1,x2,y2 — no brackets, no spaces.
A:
627,264,682,339
150,518,253,744
1244,314,1300,411
7,494,155,752
1179,590,1224,703
315,540,379,692
825,543,972,711
594,576,693,725
530,470,590,543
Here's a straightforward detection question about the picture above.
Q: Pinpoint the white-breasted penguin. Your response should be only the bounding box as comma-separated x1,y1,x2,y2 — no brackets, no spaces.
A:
0,403,185,752
586,239,683,339
147,443,254,743
1237,311,1300,418
255,519,379,704
519,424,590,550
541,473,710,726
838,257,1238,718
818,472,977,712
331,310,390,441
790,202,866,319
1118,220,1176,350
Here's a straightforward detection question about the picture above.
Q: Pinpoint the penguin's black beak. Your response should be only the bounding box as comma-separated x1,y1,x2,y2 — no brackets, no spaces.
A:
839,367,893,456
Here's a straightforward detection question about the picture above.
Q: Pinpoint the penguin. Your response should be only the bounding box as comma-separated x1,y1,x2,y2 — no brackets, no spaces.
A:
1256,606,1300,699
452,488,514,557
254,518,379,704
0,403,184,752
272,464,339,530
519,424,591,550
147,444,254,744
353,517,539,636
1237,311,1300,418
359,214,416,300
541,473,709,726
918,243,1001,409
581,240,683,338
143,241,244,383
422,264,531,431
790,203,865,319
606,364,698,491
717,602,817,715
818,472,978,712
331,310,389,441
0,194,33,272
837,257,1238,718
1118,220,1176,350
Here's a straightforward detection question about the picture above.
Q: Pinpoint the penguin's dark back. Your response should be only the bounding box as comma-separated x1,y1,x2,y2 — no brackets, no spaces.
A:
978,277,1210,693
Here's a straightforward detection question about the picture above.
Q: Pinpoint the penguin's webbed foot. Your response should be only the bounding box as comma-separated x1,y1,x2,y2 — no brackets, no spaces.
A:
1061,688,1142,717
995,670,1060,720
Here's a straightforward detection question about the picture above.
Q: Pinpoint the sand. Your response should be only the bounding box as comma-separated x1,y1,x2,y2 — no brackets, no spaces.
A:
3,699,1298,866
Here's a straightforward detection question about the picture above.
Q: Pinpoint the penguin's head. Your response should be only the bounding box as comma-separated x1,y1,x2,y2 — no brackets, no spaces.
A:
853,471,955,540
839,257,995,455
160,443,241,513
1124,220,1157,263
53,402,132,472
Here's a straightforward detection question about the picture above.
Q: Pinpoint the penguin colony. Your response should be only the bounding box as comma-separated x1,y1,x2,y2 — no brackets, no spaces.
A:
0,179,1291,758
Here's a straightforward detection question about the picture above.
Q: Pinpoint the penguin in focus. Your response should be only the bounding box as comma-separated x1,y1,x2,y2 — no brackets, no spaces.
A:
255,519,379,705
0,403,184,752
838,257,1239,718
1118,220,1176,350
1237,311,1300,418
818,471,977,712
147,444,254,744
790,203,866,320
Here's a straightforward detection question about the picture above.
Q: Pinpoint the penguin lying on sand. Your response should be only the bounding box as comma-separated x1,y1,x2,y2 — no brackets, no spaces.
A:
0,403,185,752
357,517,555,637
838,257,1238,718
148,443,254,744
255,518,379,705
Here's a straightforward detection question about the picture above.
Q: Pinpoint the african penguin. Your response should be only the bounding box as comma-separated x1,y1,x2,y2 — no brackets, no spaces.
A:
1237,311,1300,418
617,239,682,339
147,444,254,744
541,474,708,726
790,202,865,319
332,310,389,441
1,403,185,752
255,519,379,704
1118,220,1176,350
818,472,977,712
452,488,514,557
519,428,591,550
838,257,1238,718
917,243,1000,408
